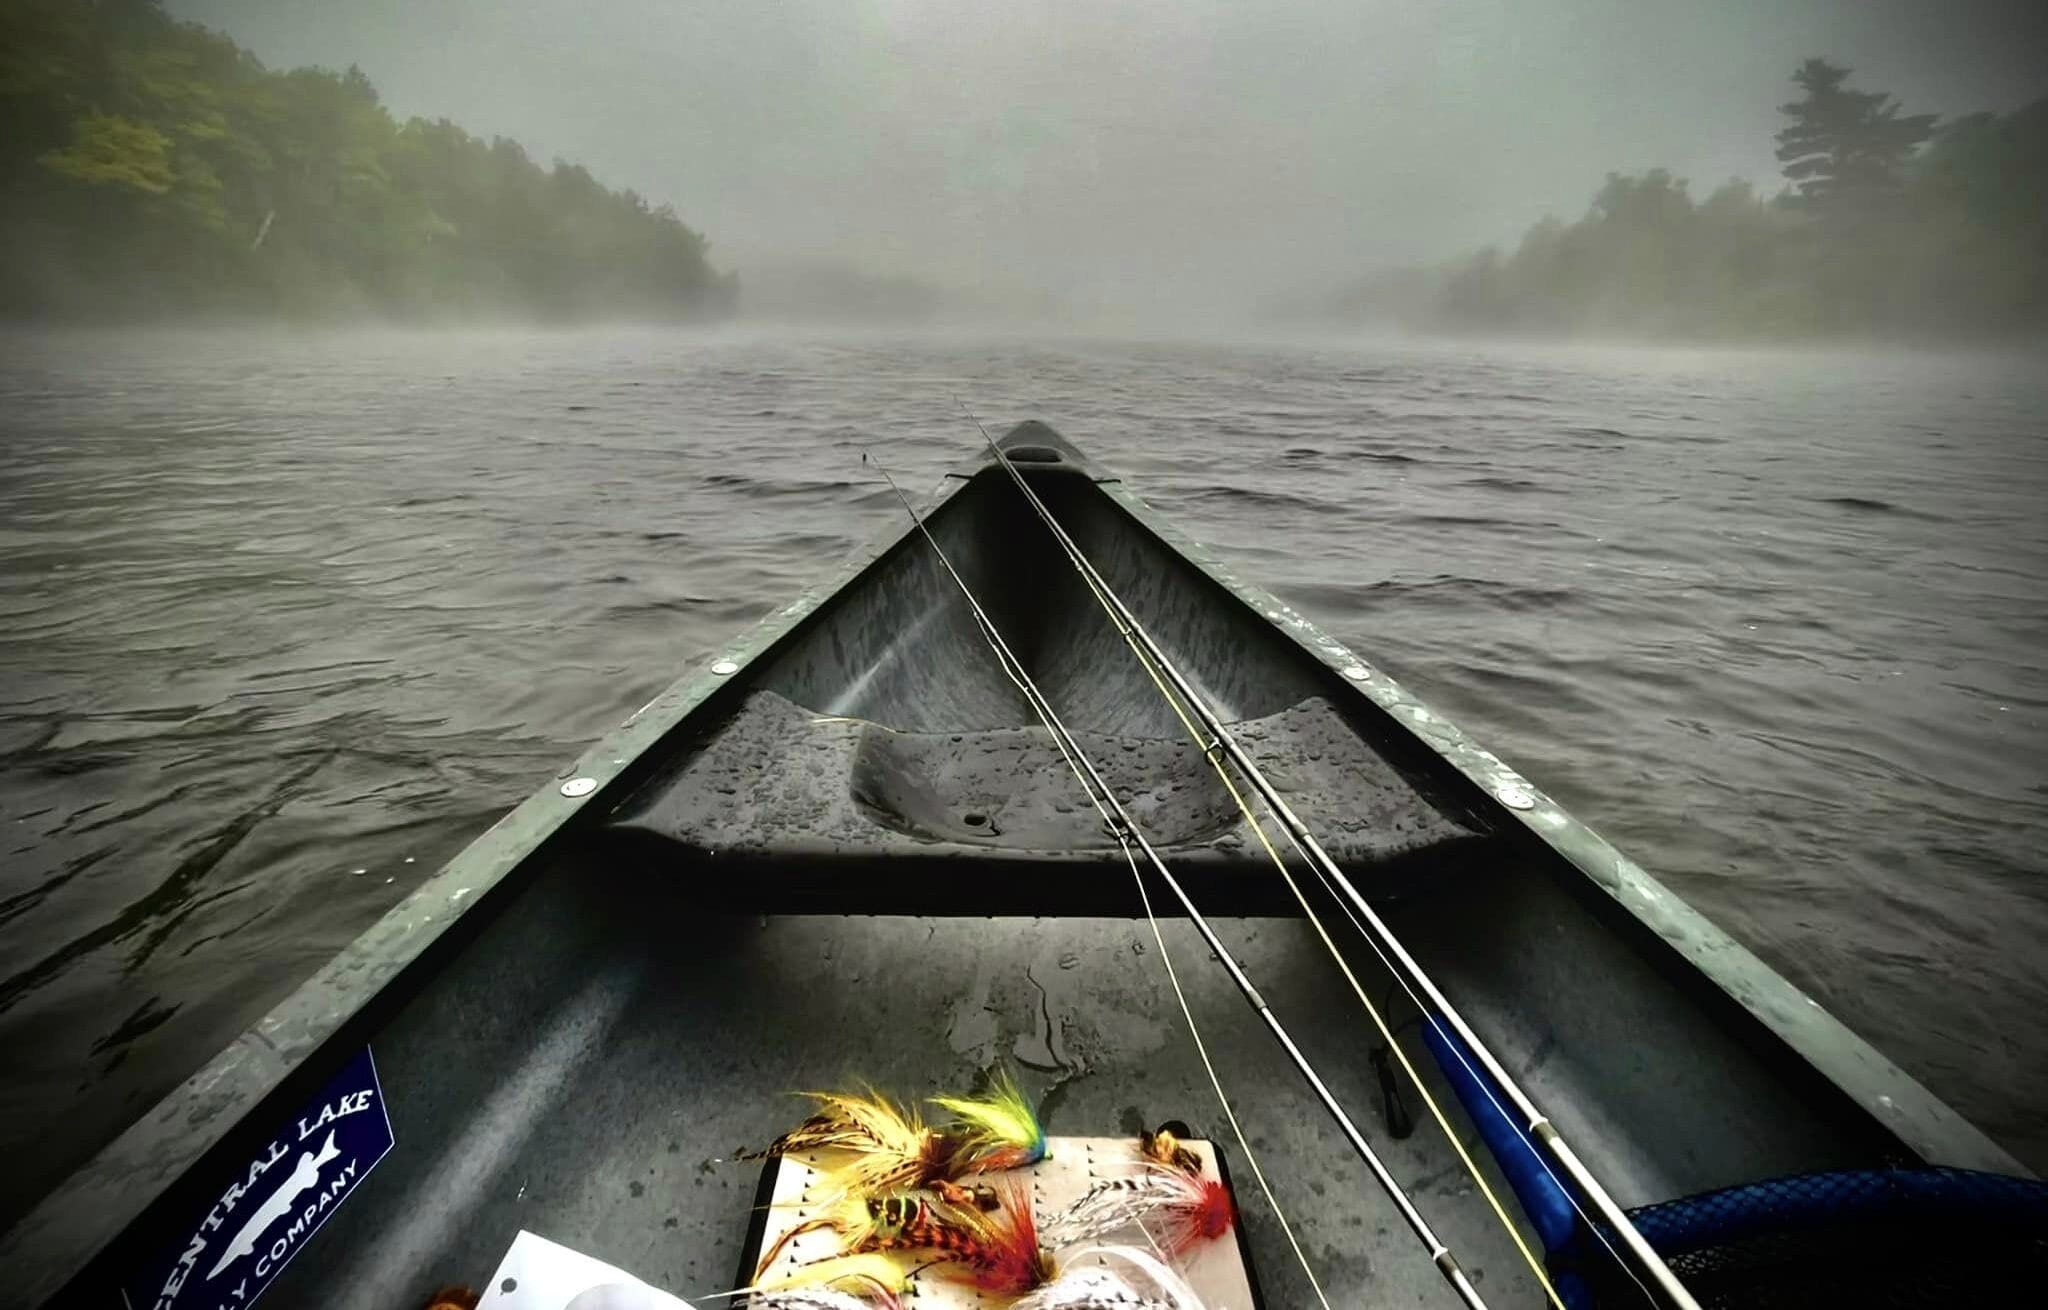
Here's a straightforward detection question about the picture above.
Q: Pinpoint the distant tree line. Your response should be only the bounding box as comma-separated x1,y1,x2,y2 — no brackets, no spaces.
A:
0,0,735,321
1345,60,2046,339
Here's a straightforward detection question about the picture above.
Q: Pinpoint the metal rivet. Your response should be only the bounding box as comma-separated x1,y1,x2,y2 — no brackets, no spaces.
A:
1342,665,1371,680
710,659,739,675
560,777,598,798
1496,784,1536,810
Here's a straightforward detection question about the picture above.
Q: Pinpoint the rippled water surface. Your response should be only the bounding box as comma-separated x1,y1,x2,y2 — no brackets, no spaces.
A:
1,327,2044,1225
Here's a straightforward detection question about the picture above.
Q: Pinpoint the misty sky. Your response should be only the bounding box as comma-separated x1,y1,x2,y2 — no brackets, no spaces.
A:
173,0,2048,317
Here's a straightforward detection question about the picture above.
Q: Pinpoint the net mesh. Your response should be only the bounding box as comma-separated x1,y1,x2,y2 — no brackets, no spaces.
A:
1571,1167,2048,1308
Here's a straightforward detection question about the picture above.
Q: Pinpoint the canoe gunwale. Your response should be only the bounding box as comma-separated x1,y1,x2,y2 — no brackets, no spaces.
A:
4,423,2022,1306
1091,476,2023,1180
1,457,961,1305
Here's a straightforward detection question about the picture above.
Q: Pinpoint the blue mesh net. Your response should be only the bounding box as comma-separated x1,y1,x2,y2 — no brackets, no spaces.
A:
1567,1167,2048,1308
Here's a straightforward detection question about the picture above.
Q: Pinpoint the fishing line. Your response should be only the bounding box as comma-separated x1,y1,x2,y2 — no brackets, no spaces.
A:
1094,600,1651,1306
971,602,1339,1310
963,407,1689,1309
864,449,1488,1309
983,474,1566,1308
1280,808,1659,1309
865,451,1334,1308
953,408,1563,1302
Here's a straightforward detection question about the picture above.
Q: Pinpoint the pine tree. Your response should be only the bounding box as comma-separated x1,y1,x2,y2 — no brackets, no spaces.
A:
1775,58,1937,211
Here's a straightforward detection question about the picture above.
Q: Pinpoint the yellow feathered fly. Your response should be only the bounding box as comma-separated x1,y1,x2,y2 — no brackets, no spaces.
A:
745,1252,911,1310
738,1069,1047,1197
740,1085,939,1191
931,1067,1048,1174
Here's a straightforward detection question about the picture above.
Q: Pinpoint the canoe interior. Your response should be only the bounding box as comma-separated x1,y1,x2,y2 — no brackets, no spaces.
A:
602,454,1492,912
30,431,1959,1307
250,845,1884,1308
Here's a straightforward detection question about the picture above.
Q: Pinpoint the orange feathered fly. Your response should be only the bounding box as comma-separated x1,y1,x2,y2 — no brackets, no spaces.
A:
752,1184,995,1281
928,1181,1058,1297
1139,1123,1204,1176
806,1182,1056,1298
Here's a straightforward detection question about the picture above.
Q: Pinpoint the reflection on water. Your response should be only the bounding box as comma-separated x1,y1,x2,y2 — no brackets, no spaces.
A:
0,327,2043,1225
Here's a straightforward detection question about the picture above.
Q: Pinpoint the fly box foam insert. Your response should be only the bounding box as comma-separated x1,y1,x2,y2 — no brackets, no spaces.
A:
744,1135,1261,1308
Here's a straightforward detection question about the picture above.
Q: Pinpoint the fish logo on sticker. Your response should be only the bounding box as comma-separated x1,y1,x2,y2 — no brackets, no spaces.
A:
124,1047,393,1310
203,1130,341,1280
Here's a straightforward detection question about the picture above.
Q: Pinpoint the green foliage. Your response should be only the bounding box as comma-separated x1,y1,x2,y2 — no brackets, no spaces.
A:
40,112,176,193
1417,62,2045,339
0,0,734,320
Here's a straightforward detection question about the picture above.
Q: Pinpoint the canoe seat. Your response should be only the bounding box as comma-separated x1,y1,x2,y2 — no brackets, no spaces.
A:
599,689,1488,912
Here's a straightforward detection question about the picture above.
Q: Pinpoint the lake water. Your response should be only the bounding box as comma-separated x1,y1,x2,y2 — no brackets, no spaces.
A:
1,326,2043,1228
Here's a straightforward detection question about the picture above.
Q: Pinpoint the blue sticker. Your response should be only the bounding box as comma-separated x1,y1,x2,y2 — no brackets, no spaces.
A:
123,1047,394,1310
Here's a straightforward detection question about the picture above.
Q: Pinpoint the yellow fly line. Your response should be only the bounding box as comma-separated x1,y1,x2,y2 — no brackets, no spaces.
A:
958,409,1672,1308
872,443,1507,1309
868,450,1355,1308
967,610,1341,1310
1087,588,1570,1310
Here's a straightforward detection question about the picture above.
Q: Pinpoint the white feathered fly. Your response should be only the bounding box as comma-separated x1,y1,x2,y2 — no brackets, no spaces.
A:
1042,1164,1238,1257
1009,1243,1212,1310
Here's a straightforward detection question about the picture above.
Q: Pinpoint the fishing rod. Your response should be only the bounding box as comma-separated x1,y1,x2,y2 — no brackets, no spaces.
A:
865,452,1490,1310
964,412,1702,1310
